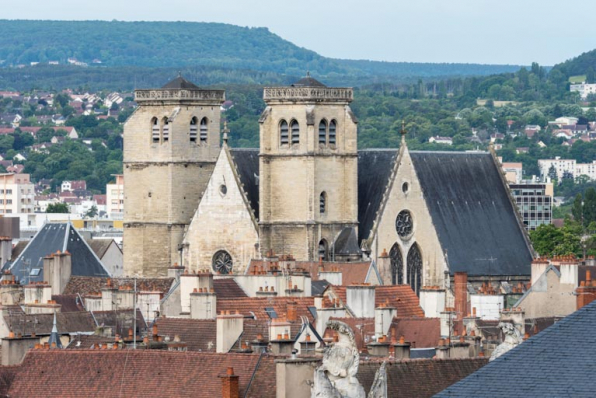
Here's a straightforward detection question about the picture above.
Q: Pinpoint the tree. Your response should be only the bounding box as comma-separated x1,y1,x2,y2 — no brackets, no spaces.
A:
548,164,558,182
84,205,98,218
583,188,596,226
46,203,69,213
572,193,583,223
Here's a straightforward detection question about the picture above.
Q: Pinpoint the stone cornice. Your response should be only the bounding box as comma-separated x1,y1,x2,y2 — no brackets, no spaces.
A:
263,87,353,103
134,89,225,104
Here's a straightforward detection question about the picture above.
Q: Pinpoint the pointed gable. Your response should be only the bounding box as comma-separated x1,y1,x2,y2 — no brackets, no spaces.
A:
229,149,259,220
6,223,110,283
409,151,533,276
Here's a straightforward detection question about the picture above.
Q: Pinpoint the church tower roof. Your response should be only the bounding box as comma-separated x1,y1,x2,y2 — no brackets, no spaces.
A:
161,75,201,90
291,73,326,88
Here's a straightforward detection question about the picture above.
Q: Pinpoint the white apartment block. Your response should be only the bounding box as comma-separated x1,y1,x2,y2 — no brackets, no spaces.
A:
106,174,124,219
0,174,34,215
539,157,596,181
570,83,596,99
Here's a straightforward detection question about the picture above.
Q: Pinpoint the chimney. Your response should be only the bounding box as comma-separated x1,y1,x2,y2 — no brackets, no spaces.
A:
531,258,549,286
167,263,185,281
220,367,239,398
43,251,72,295
500,308,525,336
286,301,297,322
216,311,244,353
392,335,411,360
576,279,596,310
376,248,392,285
0,236,12,269
180,270,213,313
250,334,269,354
190,288,216,319
298,333,317,356
367,335,390,357
318,269,342,286
374,305,397,337
346,285,375,318
454,272,468,322
560,258,579,286
270,331,295,355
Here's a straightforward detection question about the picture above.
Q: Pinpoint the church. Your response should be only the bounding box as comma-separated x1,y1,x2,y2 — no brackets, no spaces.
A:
122,75,534,298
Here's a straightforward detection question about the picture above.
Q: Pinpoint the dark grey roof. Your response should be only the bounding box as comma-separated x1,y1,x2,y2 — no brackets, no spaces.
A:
332,227,360,256
229,149,260,220
410,348,436,359
357,150,398,242
437,300,596,397
291,75,326,87
5,223,110,283
410,151,532,276
161,76,200,90
312,280,330,296
85,239,115,259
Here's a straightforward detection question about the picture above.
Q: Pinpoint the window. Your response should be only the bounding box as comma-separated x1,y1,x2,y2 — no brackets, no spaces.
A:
318,239,328,261
318,120,327,145
407,243,422,296
151,117,159,143
390,243,403,285
212,250,233,274
291,120,300,144
280,120,289,145
264,307,278,319
200,117,208,143
30,268,40,276
329,120,337,145
162,118,169,142
320,192,326,214
190,117,198,142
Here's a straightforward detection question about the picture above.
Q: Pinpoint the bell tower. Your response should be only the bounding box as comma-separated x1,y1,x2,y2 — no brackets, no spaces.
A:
123,76,225,276
258,75,358,261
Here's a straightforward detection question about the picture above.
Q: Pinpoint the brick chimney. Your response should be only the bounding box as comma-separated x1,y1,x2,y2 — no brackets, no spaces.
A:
454,272,468,331
576,274,596,310
346,285,375,318
220,367,239,398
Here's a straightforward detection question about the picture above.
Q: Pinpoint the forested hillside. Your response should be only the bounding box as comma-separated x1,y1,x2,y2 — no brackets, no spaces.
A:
0,20,520,78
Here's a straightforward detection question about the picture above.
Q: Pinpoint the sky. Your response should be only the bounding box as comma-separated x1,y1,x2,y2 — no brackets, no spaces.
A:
3,0,594,65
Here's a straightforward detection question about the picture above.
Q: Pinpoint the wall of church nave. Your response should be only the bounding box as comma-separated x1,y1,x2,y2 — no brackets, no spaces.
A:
370,149,447,288
123,224,184,277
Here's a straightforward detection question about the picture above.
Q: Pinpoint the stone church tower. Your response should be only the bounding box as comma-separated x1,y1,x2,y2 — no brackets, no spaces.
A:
123,76,225,276
258,76,358,261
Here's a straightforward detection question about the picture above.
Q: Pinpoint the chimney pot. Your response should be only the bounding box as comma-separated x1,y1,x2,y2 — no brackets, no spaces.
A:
277,334,282,340
227,367,234,376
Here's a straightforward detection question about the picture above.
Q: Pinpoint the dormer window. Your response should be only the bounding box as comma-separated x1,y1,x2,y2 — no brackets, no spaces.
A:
291,120,300,144
329,120,336,145
190,117,198,142
280,120,289,145
162,117,169,142
318,120,327,145
151,117,159,143
200,117,208,143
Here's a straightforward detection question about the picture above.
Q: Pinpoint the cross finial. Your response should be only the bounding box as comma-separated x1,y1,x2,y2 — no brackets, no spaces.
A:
177,71,182,78
400,120,407,136
223,120,230,145
306,71,310,78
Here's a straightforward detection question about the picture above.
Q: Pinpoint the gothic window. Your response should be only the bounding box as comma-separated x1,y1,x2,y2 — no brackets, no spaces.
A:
280,120,289,145
291,120,300,144
200,117,208,143
318,120,327,145
407,243,422,296
318,239,328,261
395,210,413,238
390,243,403,285
190,117,198,142
151,117,159,143
329,120,337,145
212,250,233,274
320,192,327,214
162,117,169,142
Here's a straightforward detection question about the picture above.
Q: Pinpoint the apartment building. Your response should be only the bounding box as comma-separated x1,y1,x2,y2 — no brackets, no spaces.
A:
106,174,124,219
510,182,553,231
0,173,35,214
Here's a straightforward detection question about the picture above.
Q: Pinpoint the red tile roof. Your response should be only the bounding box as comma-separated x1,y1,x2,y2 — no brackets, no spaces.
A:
7,350,276,398
324,285,424,318
63,276,174,296
154,318,216,352
390,317,440,348
246,260,375,285
213,278,248,299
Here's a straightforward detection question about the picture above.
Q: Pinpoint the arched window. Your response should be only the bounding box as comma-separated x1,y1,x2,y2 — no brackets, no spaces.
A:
151,117,159,143
291,120,300,144
212,250,233,275
407,243,422,296
318,239,328,261
320,192,327,214
318,120,327,145
329,120,337,145
200,117,208,143
162,117,169,142
280,120,289,145
390,243,403,285
190,117,198,142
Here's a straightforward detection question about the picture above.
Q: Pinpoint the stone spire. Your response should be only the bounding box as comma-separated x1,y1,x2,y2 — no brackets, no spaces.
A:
400,120,407,145
48,311,63,349
222,120,229,146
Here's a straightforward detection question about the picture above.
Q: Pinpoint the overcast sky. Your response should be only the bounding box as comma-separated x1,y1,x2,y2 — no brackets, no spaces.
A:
4,0,594,65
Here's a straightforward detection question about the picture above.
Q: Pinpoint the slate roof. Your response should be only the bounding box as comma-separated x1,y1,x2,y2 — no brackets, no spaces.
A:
437,300,596,397
161,76,200,90
4,312,96,336
5,223,110,283
332,227,361,256
358,358,488,398
84,239,115,259
291,75,326,87
10,241,28,261
357,150,398,242
229,149,260,220
312,280,330,296
409,151,533,276
5,350,276,398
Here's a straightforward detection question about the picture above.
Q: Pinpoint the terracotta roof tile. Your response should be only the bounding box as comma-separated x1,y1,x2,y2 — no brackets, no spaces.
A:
154,318,216,352
325,285,424,318
246,260,374,285
213,278,248,299
7,350,276,398
390,317,440,348
63,276,174,296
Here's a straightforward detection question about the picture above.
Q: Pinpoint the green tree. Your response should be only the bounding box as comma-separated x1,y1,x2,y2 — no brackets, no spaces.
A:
530,224,564,256
46,203,69,213
584,188,596,226
572,193,584,223
84,205,98,218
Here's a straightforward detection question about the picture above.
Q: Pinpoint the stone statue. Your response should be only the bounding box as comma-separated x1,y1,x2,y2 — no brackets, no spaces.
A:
367,361,387,398
312,320,366,398
489,321,523,361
